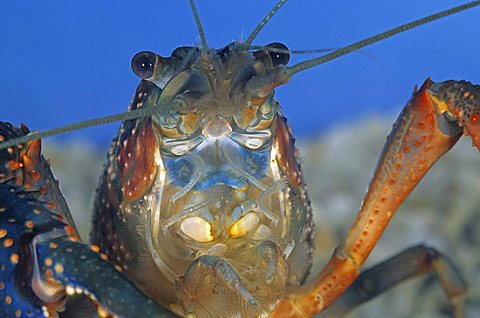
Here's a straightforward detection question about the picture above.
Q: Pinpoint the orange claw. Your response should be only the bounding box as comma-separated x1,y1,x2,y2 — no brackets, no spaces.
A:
271,78,467,317
429,80,480,149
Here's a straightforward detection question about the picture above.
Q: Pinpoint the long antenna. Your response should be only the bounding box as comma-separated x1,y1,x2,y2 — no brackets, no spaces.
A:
188,0,208,54
1,2,478,150
244,0,288,47
0,107,161,150
286,1,480,77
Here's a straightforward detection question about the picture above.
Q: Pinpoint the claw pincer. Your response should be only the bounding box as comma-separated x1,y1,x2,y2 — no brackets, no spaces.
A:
429,80,480,148
0,122,173,317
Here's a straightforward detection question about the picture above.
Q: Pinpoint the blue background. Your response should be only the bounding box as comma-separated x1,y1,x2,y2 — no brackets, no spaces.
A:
1,0,479,148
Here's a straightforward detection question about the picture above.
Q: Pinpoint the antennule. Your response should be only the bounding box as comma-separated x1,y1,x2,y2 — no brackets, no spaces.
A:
188,0,208,55
244,0,288,47
286,1,480,77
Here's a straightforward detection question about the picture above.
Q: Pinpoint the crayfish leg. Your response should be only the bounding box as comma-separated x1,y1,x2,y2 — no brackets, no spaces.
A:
32,235,174,317
0,121,176,317
270,78,474,317
326,244,467,317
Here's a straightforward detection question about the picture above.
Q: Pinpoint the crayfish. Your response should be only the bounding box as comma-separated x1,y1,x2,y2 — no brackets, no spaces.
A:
1,1,480,317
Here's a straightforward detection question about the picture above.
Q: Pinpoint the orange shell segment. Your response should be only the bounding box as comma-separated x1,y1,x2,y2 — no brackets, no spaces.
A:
117,120,159,201
273,115,302,187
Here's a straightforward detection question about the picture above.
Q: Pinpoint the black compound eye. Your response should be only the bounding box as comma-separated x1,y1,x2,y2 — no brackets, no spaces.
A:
131,51,157,79
265,42,290,66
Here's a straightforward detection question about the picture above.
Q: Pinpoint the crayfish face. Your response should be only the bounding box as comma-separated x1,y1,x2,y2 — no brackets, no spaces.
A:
111,118,312,315
92,42,313,316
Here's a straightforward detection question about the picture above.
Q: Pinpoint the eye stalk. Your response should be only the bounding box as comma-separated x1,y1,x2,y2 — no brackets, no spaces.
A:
265,42,290,66
131,51,157,80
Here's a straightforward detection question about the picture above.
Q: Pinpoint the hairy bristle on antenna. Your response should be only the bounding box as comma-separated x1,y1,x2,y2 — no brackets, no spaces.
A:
188,0,208,54
244,0,288,47
286,0,480,77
